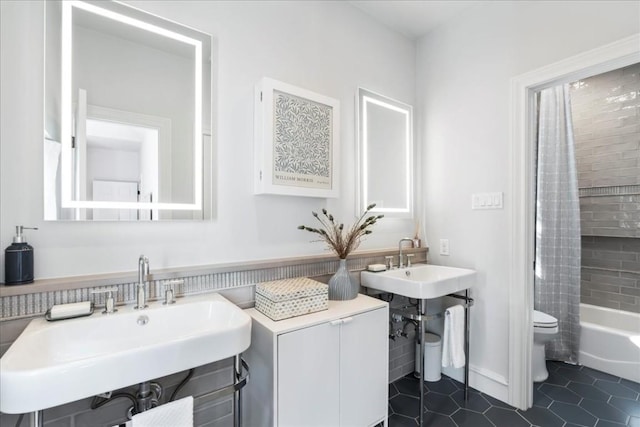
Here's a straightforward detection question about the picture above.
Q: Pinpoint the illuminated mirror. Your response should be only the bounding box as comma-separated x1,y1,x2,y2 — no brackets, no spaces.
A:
357,88,413,218
44,0,212,220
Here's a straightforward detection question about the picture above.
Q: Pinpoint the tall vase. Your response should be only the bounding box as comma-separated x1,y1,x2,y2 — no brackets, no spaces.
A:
328,259,358,301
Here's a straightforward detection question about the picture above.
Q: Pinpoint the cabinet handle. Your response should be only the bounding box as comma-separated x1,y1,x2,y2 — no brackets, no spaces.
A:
330,319,343,326
341,317,353,324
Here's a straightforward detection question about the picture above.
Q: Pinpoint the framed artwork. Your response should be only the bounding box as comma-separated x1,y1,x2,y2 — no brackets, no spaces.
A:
254,78,340,198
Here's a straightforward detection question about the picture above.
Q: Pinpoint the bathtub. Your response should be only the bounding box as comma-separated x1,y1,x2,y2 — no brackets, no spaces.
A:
580,303,640,383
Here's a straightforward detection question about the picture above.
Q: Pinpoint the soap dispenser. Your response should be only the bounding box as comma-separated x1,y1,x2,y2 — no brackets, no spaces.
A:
4,226,38,285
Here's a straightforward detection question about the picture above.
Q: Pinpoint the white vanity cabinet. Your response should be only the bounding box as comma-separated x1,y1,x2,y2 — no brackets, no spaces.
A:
243,294,388,427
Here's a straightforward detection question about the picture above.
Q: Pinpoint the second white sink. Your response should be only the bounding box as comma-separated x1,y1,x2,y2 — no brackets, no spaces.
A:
361,264,476,299
0,292,251,414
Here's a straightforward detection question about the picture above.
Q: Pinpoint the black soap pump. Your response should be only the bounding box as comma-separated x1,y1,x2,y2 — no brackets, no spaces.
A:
4,226,38,285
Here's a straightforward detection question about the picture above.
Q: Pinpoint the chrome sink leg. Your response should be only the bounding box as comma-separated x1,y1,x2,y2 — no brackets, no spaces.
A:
233,354,242,427
418,299,427,427
464,289,470,401
29,410,43,427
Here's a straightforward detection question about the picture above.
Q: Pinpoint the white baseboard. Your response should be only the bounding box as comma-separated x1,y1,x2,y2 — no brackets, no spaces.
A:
442,364,509,405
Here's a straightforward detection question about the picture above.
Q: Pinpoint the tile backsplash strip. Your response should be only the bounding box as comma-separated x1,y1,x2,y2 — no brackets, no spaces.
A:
0,247,427,321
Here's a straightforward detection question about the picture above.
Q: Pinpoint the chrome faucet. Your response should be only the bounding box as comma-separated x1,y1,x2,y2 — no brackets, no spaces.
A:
135,255,150,309
398,238,414,268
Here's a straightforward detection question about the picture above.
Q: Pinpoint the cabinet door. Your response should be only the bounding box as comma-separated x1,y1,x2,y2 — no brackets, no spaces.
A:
340,308,388,426
277,321,341,427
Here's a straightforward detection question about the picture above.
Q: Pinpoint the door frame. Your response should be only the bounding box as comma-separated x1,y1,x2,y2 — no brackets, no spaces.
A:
508,34,640,409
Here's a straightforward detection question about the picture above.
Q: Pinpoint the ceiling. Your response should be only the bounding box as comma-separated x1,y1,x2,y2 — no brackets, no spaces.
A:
349,0,483,39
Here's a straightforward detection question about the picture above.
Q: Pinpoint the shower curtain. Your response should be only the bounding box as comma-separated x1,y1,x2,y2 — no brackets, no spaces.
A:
534,84,581,364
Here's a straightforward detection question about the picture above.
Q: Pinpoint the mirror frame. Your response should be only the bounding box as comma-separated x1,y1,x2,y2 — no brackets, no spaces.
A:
47,0,211,216
357,87,414,218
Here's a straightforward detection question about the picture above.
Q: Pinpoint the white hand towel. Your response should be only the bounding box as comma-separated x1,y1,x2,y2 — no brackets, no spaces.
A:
441,304,465,369
131,396,193,427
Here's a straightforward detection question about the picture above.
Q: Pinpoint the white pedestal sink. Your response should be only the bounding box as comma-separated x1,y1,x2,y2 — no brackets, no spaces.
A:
361,263,476,299
0,293,251,414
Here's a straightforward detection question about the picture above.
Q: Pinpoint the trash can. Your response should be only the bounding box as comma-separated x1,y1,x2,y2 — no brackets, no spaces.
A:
414,333,442,382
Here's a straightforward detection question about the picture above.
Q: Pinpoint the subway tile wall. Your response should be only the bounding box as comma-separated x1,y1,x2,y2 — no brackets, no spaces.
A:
388,296,418,382
581,236,640,313
570,63,640,313
571,63,639,191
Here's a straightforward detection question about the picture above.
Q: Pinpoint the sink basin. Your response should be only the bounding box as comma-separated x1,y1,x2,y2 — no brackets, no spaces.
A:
361,264,476,299
0,293,251,414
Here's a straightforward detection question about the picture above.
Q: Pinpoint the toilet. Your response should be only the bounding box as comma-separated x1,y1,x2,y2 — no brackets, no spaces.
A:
533,310,559,382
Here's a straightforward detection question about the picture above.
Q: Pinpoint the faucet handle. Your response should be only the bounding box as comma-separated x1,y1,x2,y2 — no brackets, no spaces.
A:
385,256,394,270
406,254,414,268
91,287,118,314
162,279,183,305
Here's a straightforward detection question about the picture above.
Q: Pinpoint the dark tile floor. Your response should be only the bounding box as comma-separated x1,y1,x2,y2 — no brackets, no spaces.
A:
388,361,640,426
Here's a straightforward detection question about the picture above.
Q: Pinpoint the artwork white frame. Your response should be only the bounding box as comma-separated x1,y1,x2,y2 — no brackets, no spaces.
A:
254,78,340,198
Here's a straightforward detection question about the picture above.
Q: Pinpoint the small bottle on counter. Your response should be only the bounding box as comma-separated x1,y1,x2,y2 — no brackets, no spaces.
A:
4,226,38,285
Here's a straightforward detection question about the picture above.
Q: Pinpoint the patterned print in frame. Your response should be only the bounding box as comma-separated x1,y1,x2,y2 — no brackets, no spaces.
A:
272,90,333,190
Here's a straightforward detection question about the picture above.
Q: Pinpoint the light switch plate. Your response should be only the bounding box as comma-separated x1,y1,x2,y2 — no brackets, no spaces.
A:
472,192,503,210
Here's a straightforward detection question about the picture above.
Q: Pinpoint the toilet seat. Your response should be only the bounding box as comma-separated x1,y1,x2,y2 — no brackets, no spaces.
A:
534,310,558,328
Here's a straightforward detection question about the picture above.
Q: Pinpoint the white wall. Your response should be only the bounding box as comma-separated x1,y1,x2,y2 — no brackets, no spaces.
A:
0,1,416,279
416,1,640,396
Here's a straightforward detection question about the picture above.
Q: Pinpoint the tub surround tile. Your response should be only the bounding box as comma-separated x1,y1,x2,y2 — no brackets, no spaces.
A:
574,63,640,312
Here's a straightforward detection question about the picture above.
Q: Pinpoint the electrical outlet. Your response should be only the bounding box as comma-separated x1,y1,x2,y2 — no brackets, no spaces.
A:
440,239,450,256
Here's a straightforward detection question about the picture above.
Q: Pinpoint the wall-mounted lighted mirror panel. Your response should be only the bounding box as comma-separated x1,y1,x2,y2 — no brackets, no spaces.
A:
44,0,212,220
357,88,414,218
